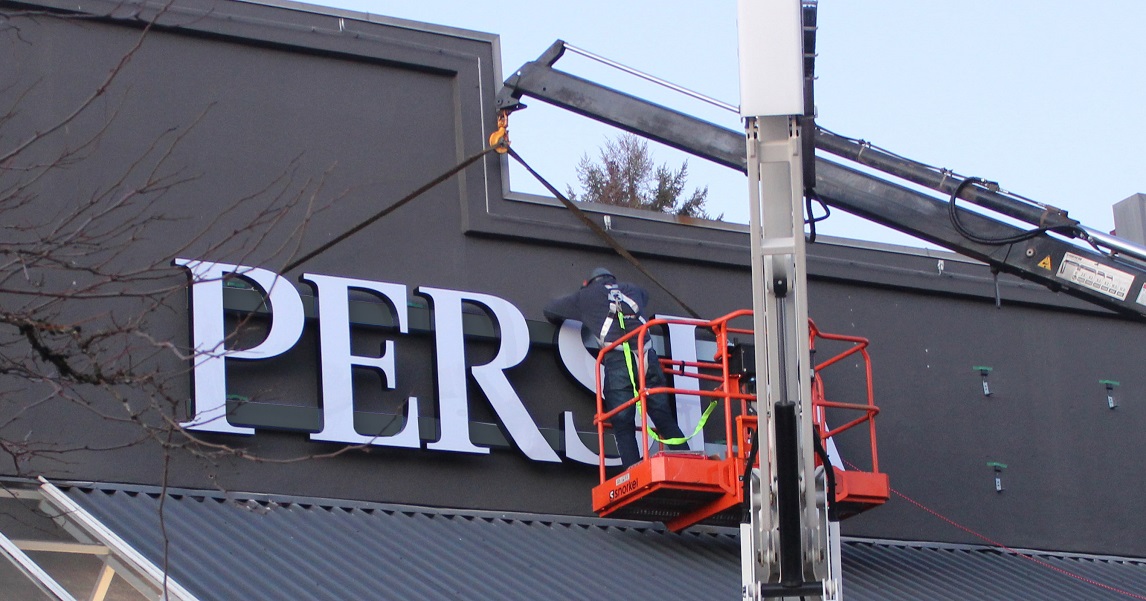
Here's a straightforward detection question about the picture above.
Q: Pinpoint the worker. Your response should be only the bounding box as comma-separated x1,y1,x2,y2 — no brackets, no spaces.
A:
545,267,688,468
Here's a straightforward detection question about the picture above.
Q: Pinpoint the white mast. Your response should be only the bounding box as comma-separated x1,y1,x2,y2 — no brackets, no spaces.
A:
738,1,835,599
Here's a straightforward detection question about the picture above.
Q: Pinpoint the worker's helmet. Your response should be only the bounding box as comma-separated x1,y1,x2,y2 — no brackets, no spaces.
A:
584,267,613,286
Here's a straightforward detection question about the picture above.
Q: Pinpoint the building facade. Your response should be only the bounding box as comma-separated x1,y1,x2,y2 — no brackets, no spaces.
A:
1,0,1144,598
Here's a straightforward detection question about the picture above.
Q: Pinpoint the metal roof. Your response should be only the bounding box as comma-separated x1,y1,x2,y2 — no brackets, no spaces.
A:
62,483,1146,601
845,540,1146,601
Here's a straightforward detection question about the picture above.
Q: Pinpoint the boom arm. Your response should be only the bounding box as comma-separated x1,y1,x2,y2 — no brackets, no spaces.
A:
497,42,1146,320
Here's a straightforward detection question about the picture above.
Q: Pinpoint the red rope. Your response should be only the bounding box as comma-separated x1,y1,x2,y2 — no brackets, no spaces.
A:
845,460,1146,600
890,489,1146,600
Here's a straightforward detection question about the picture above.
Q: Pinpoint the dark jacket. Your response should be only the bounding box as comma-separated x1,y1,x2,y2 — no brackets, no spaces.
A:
544,275,650,346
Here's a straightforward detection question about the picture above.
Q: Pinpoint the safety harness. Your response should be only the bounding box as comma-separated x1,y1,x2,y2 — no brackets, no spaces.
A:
599,285,643,344
604,285,716,447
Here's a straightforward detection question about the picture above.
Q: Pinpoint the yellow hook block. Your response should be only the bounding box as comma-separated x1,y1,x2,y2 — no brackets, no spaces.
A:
488,110,510,153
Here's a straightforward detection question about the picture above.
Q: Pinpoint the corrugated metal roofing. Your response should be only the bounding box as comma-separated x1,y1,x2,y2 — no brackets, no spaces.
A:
64,483,1146,601
845,541,1146,601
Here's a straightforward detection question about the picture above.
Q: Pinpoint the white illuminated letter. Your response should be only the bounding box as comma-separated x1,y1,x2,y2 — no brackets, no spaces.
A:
302,274,420,447
661,317,706,451
173,259,305,435
562,412,621,467
554,320,618,465
418,287,559,462
556,320,598,392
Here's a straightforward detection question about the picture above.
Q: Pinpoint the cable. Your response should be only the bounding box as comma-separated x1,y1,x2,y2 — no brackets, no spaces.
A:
281,134,703,321
741,426,760,523
843,460,1146,600
282,145,499,273
804,189,830,245
811,426,837,522
507,147,702,319
948,176,1061,246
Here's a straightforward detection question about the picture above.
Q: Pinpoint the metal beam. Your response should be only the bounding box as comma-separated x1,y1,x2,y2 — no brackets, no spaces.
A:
11,540,110,555
0,526,79,601
86,564,115,601
497,53,1146,319
0,486,45,500
498,57,745,172
815,129,1080,233
814,159,1146,319
37,478,202,601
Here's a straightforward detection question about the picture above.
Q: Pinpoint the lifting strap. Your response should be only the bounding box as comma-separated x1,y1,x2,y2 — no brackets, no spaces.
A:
282,144,501,273
507,147,701,319
285,114,699,321
280,118,715,450
615,310,716,447
508,142,712,447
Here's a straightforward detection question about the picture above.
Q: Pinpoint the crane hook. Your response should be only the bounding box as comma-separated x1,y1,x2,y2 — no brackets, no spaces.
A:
488,110,510,153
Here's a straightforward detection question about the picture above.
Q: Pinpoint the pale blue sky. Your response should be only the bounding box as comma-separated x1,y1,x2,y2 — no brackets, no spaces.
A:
305,1,1146,248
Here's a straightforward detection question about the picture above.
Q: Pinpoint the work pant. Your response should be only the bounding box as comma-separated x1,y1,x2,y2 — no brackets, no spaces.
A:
603,346,688,468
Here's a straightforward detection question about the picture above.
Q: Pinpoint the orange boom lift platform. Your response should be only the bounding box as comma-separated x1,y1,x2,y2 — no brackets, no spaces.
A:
590,310,889,532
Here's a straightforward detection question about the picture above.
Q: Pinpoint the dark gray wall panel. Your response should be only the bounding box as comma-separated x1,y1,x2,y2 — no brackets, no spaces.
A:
1,0,1142,559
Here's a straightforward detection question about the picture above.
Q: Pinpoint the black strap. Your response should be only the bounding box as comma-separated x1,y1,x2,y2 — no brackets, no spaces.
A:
507,147,701,319
283,146,498,273
281,142,702,322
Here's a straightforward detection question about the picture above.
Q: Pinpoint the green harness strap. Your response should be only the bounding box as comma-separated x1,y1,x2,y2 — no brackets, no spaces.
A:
616,312,717,447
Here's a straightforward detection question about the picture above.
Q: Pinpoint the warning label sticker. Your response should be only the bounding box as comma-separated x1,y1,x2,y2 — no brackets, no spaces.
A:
1037,256,1053,270
1056,252,1133,301
1137,283,1146,306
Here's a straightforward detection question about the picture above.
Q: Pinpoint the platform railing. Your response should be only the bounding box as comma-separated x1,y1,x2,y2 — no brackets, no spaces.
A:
808,320,881,473
593,311,756,482
593,312,882,484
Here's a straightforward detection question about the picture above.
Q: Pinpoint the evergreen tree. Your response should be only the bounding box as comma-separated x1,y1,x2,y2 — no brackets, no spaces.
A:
567,134,718,220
